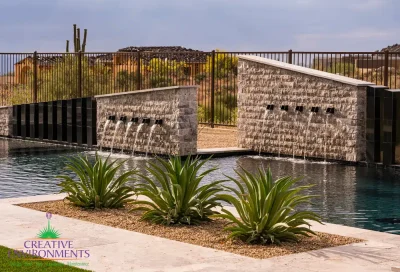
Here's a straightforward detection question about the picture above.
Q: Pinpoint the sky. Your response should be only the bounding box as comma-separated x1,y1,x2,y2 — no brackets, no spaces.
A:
0,0,399,52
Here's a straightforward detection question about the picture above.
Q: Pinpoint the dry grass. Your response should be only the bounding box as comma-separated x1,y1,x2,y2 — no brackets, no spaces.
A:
198,126,238,149
19,200,363,259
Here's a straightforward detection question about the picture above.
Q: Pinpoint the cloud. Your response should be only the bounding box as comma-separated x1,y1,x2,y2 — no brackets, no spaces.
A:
349,0,390,11
294,28,400,51
299,29,395,40
0,0,398,52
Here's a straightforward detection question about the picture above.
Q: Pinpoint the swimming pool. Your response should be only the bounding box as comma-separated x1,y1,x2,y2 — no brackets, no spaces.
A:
1,138,400,234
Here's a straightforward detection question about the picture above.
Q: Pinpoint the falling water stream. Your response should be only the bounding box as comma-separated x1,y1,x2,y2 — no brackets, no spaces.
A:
110,120,123,154
99,119,111,151
277,111,286,157
324,114,331,162
132,123,145,155
121,121,134,154
303,112,315,160
258,109,272,155
145,124,158,157
292,111,300,159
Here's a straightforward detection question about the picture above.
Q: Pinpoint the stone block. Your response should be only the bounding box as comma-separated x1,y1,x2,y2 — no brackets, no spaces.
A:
95,86,198,156
237,58,369,162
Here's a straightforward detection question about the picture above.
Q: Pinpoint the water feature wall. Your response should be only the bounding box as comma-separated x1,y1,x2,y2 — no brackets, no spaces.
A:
95,86,197,156
237,55,373,162
7,98,97,146
0,106,12,137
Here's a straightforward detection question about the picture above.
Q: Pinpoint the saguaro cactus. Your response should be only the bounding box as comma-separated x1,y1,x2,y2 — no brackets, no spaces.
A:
66,24,88,52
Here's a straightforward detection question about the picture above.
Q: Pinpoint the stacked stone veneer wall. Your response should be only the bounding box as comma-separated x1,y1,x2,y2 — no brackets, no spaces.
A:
0,106,12,137
95,86,198,156
238,56,373,162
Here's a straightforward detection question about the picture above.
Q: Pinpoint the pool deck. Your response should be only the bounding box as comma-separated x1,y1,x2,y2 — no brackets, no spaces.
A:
1,194,400,272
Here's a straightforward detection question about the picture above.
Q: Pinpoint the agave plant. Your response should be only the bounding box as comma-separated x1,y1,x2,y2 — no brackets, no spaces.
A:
214,167,322,244
57,153,137,208
132,156,225,225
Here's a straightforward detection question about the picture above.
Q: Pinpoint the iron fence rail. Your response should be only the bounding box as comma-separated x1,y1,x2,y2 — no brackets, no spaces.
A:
0,50,399,126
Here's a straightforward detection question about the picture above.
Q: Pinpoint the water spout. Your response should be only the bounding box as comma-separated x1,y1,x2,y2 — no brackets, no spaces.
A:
145,124,158,157
132,123,145,155
326,107,335,114
280,105,289,111
99,119,111,151
110,120,123,154
311,107,319,113
142,118,151,124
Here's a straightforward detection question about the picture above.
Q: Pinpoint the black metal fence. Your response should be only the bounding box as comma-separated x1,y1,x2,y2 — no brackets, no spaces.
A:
1,50,399,126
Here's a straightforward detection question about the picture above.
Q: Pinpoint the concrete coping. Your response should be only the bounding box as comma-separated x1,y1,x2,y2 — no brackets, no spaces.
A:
94,85,199,99
238,55,375,87
0,106,11,109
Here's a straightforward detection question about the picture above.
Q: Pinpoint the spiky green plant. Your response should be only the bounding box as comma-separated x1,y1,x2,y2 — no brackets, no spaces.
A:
57,154,137,208
132,156,225,225
214,168,322,244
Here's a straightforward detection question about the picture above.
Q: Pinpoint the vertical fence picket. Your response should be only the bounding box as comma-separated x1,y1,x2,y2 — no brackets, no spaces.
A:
33,51,38,103
210,50,216,128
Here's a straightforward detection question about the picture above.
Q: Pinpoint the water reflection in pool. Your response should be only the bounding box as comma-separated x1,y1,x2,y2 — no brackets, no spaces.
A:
1,138,400,234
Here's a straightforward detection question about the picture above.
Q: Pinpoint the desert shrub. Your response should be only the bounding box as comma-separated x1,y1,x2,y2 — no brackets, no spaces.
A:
35,56,113,100
218,93,237,109
214,167,322,244
205,50,238,79
57,154,137,208
195,72,207,84
11,85,33,105
116,70,138,92
149,76,172,88
132,156,225,225
197,104,208,123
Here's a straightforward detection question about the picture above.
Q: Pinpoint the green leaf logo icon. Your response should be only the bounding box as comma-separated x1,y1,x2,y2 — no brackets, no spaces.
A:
37,213,61,239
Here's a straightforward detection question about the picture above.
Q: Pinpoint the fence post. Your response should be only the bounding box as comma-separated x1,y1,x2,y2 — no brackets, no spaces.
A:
136,51,141,90
77,51,82,98
288,49,293,64
33,51,38,103
384,50,389,87
210,50,216,128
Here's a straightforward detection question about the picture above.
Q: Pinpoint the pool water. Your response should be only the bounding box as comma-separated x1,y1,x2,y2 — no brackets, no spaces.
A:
1,138,400,234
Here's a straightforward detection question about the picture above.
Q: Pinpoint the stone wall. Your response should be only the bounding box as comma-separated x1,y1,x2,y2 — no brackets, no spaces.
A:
95,86,198,156
238,56,373,162
0,106,12,137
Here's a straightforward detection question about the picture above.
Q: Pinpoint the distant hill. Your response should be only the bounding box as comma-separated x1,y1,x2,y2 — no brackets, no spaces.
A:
377,44,400,52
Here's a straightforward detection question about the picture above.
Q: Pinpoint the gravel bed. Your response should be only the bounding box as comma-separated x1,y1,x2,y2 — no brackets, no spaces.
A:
19,200,363,259
198,126,238,149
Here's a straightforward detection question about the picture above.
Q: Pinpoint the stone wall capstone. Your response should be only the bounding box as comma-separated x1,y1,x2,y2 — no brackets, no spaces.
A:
238,56,373,162
95,86,198,156
0,106,13,137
